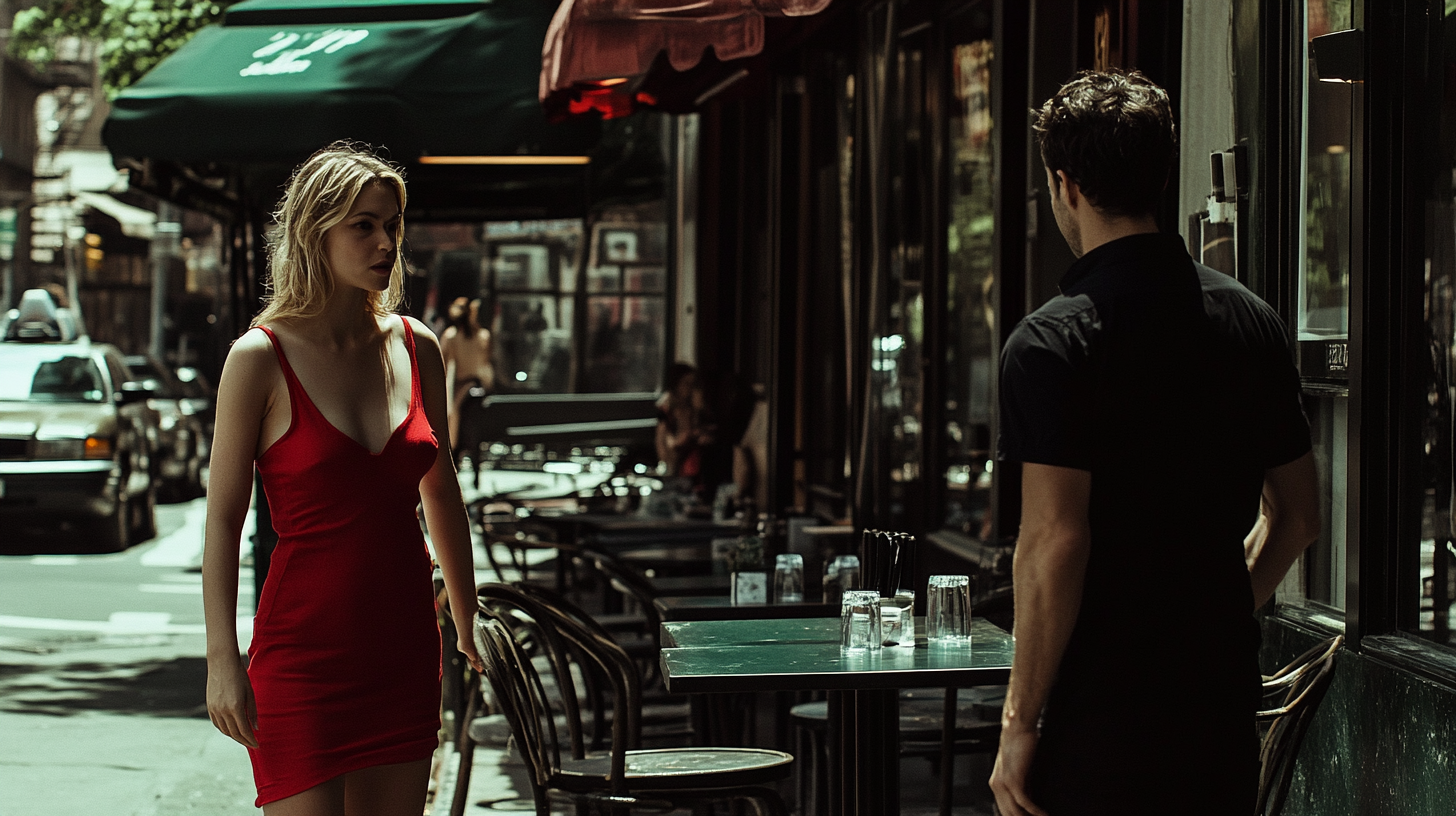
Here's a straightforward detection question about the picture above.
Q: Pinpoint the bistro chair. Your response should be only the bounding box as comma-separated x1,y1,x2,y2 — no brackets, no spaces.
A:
1256,634,1343,816
471,588,795,816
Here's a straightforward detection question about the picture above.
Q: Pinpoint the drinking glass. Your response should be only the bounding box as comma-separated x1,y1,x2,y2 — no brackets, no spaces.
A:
840,589,883,652
892,589,915,647
774,553,805,603
822,554,861,604
878,597,903,647
926,575,972,646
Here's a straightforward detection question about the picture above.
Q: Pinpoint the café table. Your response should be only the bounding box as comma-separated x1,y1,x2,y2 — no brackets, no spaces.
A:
654,595,840,622
660,616,1013,816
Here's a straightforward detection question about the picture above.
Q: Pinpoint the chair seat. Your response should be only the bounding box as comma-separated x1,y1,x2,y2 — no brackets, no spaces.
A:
472,702,694,745
554,747,794,792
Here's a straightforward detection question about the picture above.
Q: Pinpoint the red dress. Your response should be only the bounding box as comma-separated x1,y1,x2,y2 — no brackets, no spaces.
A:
248,320,442,807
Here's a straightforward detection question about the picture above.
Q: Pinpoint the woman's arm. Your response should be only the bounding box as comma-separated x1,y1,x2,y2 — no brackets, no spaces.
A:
408,317,483,671
202,330,278,748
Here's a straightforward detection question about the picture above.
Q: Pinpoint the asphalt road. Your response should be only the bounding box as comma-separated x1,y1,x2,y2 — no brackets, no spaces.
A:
0,498,259,816
0,467,604,815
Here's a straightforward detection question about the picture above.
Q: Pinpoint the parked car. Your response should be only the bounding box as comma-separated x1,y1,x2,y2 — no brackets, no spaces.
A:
0,292,158,552
124,354,209,501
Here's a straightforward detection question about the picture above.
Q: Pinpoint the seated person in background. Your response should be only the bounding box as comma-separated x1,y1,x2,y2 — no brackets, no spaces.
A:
655,363,703,484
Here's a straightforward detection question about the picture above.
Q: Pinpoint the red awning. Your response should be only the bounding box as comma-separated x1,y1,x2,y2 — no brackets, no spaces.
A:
541,0,831,118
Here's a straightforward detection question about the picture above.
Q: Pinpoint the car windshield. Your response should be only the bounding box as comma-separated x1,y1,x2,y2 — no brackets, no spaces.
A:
0,353,107,402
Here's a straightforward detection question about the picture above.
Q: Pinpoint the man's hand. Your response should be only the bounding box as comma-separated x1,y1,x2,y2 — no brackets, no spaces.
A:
990,725,1049,816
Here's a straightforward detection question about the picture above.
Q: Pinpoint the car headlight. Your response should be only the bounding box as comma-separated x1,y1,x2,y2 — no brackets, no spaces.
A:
32,436,113,460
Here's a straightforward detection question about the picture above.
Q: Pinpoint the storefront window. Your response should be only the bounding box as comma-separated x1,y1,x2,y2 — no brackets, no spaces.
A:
407,219,593,393
867,20,928,530
942,15,996,538
1415,2,1456,646
1285,0,1354,611
580,214,667,393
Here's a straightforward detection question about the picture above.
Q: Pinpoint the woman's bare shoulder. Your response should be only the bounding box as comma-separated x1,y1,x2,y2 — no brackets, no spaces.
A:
222,327,282,379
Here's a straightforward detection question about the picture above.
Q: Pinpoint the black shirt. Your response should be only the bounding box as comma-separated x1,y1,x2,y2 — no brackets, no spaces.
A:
998,233,1310,693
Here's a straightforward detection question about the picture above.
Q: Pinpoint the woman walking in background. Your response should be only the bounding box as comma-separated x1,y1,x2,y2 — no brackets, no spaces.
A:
440,296,494,471
201,142,482,815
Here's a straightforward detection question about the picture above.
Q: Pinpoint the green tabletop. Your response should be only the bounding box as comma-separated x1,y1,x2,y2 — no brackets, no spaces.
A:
659,617,1013,693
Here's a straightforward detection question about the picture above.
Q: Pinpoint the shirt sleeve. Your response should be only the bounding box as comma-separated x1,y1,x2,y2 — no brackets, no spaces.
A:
1253,322,1313,470
997,309,1096,471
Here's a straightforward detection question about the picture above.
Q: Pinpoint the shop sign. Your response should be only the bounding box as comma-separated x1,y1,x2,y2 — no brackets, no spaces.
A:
240,29,369,77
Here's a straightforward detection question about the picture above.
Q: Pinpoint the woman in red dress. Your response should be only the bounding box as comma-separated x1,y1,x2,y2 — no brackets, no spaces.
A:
202,142,482,815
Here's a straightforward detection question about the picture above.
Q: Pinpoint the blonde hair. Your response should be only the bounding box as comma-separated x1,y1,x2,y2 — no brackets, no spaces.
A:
254,142,408,327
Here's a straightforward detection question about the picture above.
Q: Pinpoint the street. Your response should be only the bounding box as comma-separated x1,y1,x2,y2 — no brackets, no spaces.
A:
0,498,258,815
0,468,601,815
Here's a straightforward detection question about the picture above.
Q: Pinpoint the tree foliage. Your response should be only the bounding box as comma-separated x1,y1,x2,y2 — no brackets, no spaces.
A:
8,0,234,96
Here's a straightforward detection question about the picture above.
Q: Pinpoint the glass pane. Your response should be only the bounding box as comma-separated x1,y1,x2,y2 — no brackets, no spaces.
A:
583,296,665,393
1415,2,1456,645
1288,0,1354,611
1298,0,1353,342
588,264,621,293
867,32,928,530
943,18,996,537
624,265,666,293
495,295,573,392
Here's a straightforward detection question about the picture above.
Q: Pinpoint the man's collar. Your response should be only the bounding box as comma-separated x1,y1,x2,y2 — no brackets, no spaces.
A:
1058,232,1188,294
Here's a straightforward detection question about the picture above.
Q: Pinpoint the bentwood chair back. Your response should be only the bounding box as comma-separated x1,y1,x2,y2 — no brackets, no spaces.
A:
472,585,795,816
1255,634,1343,816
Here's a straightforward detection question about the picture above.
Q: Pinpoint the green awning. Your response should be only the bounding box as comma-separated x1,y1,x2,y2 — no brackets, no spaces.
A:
104,0,595,164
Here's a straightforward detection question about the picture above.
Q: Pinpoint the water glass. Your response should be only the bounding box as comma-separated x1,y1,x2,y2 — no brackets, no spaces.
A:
822,554,861,604
878,597,903,647
773,553,805,603
926,575,972,646
840,589,883,652
892,589,915,647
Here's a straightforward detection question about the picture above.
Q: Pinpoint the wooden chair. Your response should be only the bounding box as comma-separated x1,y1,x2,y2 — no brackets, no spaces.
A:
470,585,794,816
1256,634,1343,816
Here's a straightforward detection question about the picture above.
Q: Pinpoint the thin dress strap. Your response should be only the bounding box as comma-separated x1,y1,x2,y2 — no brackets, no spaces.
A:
256,325,305,398
399,315,422,412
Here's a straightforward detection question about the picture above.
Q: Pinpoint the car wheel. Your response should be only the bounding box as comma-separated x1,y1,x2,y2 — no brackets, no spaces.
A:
95,495,130,553
131,483,158,542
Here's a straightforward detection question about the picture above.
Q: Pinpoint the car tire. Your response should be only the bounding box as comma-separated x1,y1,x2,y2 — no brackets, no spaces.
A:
131,483,158,542
95,496,130,553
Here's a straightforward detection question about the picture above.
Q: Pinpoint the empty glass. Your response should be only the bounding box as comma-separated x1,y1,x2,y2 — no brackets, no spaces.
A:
840,589,883,652
878,597,904,647
822,554,861,604
774,553,805,603
892,589,915,647
926,575,972,646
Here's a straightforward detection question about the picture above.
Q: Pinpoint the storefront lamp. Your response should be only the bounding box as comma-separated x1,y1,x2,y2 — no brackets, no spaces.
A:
1312,29,1363,83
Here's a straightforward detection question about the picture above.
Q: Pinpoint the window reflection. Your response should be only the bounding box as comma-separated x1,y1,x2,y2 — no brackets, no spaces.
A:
943,26,996,538
1416,3,1456,645
1288,0,1353,612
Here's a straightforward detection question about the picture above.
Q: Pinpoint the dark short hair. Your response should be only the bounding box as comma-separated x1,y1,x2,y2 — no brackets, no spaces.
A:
1032,69,1177,217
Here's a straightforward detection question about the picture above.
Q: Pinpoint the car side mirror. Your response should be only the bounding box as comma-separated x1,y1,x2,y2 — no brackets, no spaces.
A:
116,381,154,404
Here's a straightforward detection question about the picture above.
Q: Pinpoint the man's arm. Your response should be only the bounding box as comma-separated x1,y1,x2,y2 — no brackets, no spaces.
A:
989,462,1092,816
1247,451,1321,609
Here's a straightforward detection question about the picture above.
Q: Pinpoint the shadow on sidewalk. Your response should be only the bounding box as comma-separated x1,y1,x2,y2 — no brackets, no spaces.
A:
0,655,209,718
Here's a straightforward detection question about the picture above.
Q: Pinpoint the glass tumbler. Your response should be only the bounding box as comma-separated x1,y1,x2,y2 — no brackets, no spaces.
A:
840,590,883,652
926,575,972,646
774,553,805,603
892,589,915,647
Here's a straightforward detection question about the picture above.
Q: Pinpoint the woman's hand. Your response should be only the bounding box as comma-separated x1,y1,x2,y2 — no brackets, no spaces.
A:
454,610,484,673
206,656,259,749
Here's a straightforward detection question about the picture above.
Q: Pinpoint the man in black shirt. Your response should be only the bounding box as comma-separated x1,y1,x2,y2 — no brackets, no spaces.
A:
988,70,1320,816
